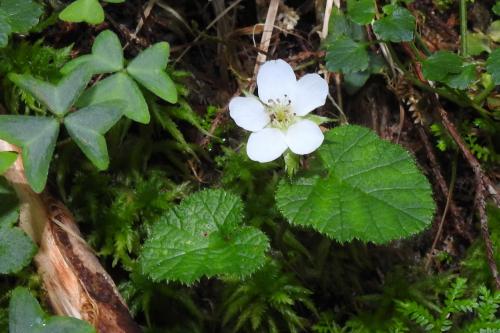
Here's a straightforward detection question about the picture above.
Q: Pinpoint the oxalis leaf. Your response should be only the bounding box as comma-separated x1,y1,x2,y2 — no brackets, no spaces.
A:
59,0,104,25
372,5,415,42
0,206,36,275
140,189,269,284
0,116,59,193
64,101,123,170
9,287,95,333
275,125,435,244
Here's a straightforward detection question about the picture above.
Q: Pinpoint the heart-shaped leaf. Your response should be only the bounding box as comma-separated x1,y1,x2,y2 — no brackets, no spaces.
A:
0,151,17,174
9,67,91,116
59,0,104,25
276,125,435,244
62,30,124,75
372,5,415,42
127,42,178,103
0,116,60,193
140,189,269,284
77,72,149,123
0,208,36,274
64,101,123,170
9,287,96,333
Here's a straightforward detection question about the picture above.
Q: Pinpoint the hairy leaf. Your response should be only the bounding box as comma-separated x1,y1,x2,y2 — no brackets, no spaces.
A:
77,72,149,124
141,189,269,284
9,287,95,333
62,30,124,75
59,0,104,25
9,67,91,116
276,125,435,243
0,151,16,174
325,37,369,73
127,42,177,103
64,101,123,170
0,116,59,193
372,5,415,42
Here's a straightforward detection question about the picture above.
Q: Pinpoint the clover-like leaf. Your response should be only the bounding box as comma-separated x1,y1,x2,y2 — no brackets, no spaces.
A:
372,5,415,42
276,125,435,244
127,42,178,103
140,189,269,284
0,151,16,174
9,67,91,116
325,37,369,73
347,0,375,25
59,0,104,25
62,30,124,75
486,48,500,85
64,101,123,170
0,208,36,274
9,287,95,333
0,116,59,193
77,72,149,123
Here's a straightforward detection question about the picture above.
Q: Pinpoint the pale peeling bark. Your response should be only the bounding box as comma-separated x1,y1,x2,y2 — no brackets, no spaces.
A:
0,139,142,333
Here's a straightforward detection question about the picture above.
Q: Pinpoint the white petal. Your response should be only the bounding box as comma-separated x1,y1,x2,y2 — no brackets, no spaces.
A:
229,97,270,132
247,128,288,163
257,59,297,104
291,74,329,116
286,120,324,155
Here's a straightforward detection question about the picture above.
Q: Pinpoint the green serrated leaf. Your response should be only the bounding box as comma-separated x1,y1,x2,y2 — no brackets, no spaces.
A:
64,101,123,170
1,0,42,33
325,37,369,73
140,189,269,284
275,125,435,244
9,287,95,333
327,7,365,42
9,67,91,116
422,51,463,82
0,209,36,274
372,5,415,42
446,64,477,90
59,0,104,25
486,48,500,85
347,0,375,25
127,42,178,103
0,116,59,193
77,72,149,124
0,151,17,174
62,30,124,75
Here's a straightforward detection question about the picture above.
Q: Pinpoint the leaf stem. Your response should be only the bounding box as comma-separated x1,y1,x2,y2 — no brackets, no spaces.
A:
459,0,468,56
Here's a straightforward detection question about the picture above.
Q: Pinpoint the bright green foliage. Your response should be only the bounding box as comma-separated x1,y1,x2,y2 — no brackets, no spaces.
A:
466,32,491,56
0,151,16,174
0,208,36,274
9,67,91,116
222,260,317,333
0,116,59,193
276,125,434,243
325,38,369,73
59,0,104,25
347,0,375,25
127,42,177,103
9,287,95,333
486,48,500,85
0,0,43,47
64,101,123,170
422,51,463,80
77,72,149,123
62,30,124,75
140,189,269,284
372,5,415,42
446,64,476,90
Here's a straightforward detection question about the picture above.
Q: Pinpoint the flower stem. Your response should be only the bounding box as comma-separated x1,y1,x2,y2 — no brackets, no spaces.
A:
459,0,468,57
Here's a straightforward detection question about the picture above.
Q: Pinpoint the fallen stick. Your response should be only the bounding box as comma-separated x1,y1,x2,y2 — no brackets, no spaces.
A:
0,139,142,333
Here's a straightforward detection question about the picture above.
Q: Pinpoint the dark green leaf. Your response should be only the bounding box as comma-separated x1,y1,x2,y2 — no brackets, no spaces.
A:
64,101,123,170
9,67,91,116
1,0,42,33
486,48,500,85
422,51,463,82
347,0,375,25
127,42,178,103
446,64,477,90
327,7,365,41
62,30,124,75
326,37,369,73
141,189,269,284
0,11,11,48
0,209,35,274
493,2,500,15
372,5,415,42
0,151,17,174
276,125,435,244
59,0,104,25
77,72,149,124
0,116,59,193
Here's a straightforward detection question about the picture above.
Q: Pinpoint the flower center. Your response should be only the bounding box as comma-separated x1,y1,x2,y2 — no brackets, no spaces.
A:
266,95,295,129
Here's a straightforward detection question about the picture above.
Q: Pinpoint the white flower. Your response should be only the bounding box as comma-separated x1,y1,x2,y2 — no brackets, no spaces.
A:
229,59,329,163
